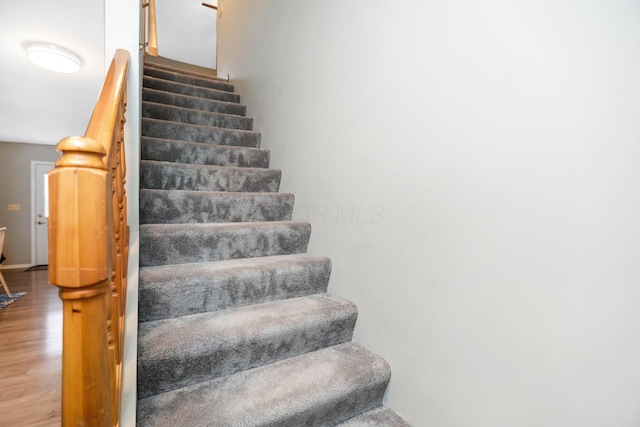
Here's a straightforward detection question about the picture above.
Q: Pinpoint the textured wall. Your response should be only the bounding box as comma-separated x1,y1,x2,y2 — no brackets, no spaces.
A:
0,141,59,266
217,1,640,425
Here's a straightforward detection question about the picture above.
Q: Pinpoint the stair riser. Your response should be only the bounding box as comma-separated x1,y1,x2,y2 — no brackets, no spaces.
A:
144,67,235,92
142,102,253,130
143,88,246,116
142,119,260,148
138,256,332,322
139,222,311,267
138,295,357,398
337,407,413,426
141,138,270,168
140,191,294,224
140,162,281,193
292,382,388,426
144,62,227,83
144,76,240,103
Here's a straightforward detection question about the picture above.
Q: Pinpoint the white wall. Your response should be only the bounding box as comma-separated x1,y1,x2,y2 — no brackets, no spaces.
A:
155,0,217,69
218,1,640,425
104,0,141,425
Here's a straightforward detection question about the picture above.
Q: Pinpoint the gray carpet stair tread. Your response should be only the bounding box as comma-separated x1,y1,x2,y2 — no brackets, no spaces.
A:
138,59,409,426
143,102,253,130
139,254,331,321
143,88,246,116
139,221,311,267
141,137,270,168
337,407,412,426
144,62,231,83
140,190,294,224
143,76,240,103
144,66,235,92
140,160,281,192
138,293,357,398
142,118,261,148
138,254,332,322
136,342,391,427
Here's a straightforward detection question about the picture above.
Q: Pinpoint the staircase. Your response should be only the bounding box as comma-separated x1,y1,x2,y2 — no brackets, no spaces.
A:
137,59,411,426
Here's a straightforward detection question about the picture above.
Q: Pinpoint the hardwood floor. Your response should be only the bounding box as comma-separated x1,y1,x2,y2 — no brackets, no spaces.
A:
0,268,61,427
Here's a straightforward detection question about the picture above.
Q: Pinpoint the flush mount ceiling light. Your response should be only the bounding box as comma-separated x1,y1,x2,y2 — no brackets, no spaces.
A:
25,42,82,74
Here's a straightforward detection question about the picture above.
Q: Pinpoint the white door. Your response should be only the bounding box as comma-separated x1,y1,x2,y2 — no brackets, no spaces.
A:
33,162,54,266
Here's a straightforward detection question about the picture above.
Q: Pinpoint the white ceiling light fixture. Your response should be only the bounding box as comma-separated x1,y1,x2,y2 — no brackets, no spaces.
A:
25,42,82,74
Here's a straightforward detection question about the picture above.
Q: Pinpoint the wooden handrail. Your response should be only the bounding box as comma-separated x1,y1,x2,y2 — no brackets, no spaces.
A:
49,49,130,427
147,0,159,56
202,2,218,10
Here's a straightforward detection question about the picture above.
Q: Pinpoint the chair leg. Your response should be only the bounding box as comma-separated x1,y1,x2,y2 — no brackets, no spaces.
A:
0,272,11,298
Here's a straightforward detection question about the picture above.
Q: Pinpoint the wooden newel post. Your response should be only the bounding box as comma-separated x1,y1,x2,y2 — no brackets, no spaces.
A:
49,136,113,426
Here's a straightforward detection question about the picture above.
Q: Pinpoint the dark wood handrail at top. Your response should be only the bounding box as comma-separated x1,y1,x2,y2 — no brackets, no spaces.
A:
202,2,218,10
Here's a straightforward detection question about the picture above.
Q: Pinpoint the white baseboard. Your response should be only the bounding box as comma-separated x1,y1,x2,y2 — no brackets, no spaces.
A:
0,264,32,270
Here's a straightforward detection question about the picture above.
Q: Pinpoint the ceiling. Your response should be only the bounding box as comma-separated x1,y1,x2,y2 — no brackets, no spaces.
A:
0,1,219,147
0,1,105,146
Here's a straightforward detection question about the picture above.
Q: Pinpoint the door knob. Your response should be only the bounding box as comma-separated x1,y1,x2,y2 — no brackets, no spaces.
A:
37,221,46,225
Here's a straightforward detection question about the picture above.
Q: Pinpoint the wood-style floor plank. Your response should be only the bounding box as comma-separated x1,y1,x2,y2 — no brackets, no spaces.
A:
0,269,61,427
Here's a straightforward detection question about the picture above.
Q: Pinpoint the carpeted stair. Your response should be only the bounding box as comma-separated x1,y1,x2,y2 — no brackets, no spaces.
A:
137,60,411,426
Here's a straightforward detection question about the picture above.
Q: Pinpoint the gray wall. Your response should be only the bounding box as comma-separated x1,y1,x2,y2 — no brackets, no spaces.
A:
218,1,640,425
0,141,59,266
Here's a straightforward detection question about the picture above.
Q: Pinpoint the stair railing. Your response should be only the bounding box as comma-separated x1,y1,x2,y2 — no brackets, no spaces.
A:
48,48,130,427
143,0,159,56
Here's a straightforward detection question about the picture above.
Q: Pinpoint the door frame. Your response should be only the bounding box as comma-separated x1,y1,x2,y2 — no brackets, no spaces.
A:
30,161,55,266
